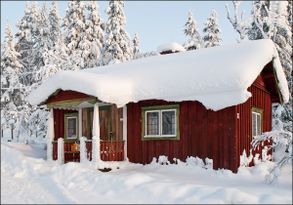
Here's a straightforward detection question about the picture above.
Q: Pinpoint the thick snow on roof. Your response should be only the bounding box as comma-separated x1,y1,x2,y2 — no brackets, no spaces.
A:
28,39,289,111
157,42,186,53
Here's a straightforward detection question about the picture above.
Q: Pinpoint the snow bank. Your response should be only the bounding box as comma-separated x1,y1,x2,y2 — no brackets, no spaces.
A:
1,143,292,204
157,42,186,53
28,39,289,111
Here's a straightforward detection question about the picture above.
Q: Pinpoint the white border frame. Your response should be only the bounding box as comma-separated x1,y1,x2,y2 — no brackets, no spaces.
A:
252,111,262,137
144,110,160,137
160,109,177,137
66,116,78,139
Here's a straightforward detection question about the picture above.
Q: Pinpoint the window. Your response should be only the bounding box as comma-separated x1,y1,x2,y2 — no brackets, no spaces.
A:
65,113,78,139
146,111,160,136
161,110,176,136
252,108,262,137
142,105,179,140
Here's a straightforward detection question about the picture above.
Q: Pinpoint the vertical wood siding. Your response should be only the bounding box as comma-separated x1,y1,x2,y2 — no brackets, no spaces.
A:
236,76,272,168
53,109,77,140
127,100,237,172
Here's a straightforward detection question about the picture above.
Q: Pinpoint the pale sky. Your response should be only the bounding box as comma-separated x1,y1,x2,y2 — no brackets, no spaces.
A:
1,1,252,52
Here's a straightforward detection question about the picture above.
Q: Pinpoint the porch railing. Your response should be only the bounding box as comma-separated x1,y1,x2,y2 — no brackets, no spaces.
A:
52,140,125,163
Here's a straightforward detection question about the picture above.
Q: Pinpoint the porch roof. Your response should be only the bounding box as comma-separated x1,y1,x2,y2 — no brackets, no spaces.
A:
27,39,289,111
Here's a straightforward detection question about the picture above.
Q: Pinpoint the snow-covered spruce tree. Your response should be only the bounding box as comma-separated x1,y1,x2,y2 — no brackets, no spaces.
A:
183,11,202,50
82,1,104,68
32,2,53,86
225,1,249,41
1,24,23,133
36,2,68,82
247,1,292,132
16,2,53,87
15,2,53,142
101,0,133,65
48,1,61,47
15,2,40,86
62,0,87,70
132,33,140,59
244,1,292,182
270,1,292,134
203,10,222,48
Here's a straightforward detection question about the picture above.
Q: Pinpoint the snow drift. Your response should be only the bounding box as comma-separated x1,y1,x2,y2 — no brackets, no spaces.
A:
27,39,289,111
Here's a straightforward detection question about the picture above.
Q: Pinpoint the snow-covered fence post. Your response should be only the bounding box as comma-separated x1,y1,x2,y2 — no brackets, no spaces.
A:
79,136,88,163
78,108,82,137
57,138,64,164
46,109,55,161
92,103,101,167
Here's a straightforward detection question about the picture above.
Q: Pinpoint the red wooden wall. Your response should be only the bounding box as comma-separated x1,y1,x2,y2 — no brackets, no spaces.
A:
126,100,238,172
235,75,272,168
126,69,275,173
53,109,77,140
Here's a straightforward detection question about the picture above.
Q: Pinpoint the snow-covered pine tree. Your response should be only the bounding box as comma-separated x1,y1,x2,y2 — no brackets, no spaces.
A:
183,11,202,50
270,1,292,133
203,10,222,48
247,1,292,132
62,0,86,70
32,2,53,86
82,1,104,68
15,2,53,142
16,1,53,87
132,33,140,59
101,0,133,65
15,2,40,86
243,1,292,182
48,1,61,47
1,24,23,135
36,1,67,82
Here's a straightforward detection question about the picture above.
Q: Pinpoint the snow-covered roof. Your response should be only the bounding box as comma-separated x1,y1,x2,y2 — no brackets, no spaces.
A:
28,39,289,111
157,42,186,53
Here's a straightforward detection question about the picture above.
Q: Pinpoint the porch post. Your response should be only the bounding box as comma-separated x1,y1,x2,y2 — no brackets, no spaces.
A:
92,103,101,165
78,108,82,138
123,105,128,161
47,108,55,161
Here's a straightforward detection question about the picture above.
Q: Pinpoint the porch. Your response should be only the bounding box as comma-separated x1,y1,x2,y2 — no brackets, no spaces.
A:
52,140,125,163
46,90,127,163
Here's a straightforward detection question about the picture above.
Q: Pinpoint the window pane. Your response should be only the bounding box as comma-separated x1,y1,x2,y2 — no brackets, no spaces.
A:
162,110,176,135
68,118,77,138
257,114,261,135
252,113,256,137
146,112,159,135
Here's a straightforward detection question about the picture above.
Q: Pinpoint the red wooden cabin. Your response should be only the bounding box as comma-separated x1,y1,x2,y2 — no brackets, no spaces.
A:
28,39,289,173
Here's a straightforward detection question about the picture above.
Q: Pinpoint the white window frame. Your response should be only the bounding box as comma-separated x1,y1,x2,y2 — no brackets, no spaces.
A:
252,111,262,137
144,109,177,138
160,109,177,137
66,116,78,139
144,110,160,137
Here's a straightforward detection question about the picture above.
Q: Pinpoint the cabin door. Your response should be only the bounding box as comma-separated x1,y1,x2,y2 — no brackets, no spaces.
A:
99,105,123,141
82,105,123,141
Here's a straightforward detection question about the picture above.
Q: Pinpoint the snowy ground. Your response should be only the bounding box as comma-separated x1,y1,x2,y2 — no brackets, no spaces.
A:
1,142,292,204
